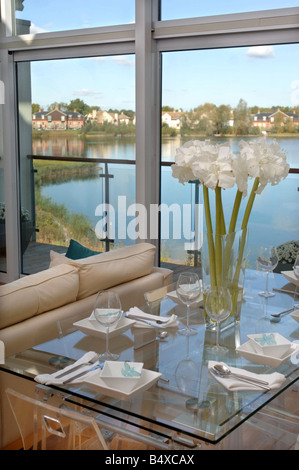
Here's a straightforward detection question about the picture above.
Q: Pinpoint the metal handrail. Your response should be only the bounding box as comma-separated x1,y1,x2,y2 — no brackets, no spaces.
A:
27,154,299,172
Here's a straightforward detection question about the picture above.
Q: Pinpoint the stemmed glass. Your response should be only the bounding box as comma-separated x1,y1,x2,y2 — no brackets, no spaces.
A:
176,272,201,336
205,286,232,353
175,336,199,397
293,255,299,308
293,254,299,279
93,291,122,361
257,246,278,298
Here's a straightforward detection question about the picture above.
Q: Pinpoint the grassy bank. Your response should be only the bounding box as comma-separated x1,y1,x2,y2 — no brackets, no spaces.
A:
33,159,100,186
35,188,105,251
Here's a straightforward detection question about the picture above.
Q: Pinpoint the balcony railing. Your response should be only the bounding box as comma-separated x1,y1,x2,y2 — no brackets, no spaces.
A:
21,154,299,275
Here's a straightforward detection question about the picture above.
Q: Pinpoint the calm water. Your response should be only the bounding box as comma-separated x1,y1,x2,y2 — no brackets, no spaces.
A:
39,135,299,265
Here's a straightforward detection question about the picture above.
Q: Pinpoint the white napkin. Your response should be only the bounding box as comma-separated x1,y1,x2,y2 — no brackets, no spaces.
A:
167,290,203,307
282,270,299,287
35,351,101,385
126,307,178,328
208,361,286,391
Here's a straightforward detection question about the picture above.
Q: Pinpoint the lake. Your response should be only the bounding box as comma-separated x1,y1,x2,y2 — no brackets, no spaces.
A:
38,134,299,266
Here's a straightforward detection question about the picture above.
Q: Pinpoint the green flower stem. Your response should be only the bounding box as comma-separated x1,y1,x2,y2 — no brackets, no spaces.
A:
215,186,223,289
203,185,216,288
232,177,260,287
223,189,243,285
229,190,243,233
241,177,259,230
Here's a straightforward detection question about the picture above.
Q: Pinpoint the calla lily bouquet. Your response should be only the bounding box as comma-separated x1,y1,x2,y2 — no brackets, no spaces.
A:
172,138,289,290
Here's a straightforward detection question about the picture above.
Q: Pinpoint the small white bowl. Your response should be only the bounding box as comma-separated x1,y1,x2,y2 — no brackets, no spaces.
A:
247,333,292,358
101,361,143,393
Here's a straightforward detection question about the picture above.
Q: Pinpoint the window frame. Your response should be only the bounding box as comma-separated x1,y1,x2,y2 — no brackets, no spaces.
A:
0,0,298,281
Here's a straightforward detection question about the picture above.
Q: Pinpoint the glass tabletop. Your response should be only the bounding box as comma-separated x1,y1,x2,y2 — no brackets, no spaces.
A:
1,269,298,445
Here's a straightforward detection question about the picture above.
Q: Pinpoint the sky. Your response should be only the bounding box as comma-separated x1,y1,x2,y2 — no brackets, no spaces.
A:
16,1,299,112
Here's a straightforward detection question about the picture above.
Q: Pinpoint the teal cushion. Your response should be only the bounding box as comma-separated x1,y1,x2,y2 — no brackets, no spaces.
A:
65,239,100,260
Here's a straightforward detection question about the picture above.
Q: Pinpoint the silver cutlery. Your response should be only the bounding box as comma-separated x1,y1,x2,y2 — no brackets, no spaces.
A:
127,316,169,327
62,363,103,384
271,306,294,319
211,364,270,391
134,331,168,350
55,355,99,379
273,287,296,295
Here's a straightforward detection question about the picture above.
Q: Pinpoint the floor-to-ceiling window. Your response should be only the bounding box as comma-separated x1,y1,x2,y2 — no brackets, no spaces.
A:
17,54,136,274
0,0,298,281
160,44,299,269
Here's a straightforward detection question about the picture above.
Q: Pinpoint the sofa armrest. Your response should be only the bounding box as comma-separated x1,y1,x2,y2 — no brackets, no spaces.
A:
152,266,173,286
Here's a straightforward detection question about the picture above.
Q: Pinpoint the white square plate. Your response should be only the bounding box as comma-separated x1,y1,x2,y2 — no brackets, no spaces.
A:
73,316,135,339
167,290,203,307
291,309,299,322
236,340,299,367
282,271,299,287
83,368,161,400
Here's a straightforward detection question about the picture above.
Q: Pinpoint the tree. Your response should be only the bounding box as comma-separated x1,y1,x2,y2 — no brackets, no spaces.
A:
32,103,41,114
214,105,231,135
48,101,68,112
234,99,251,135
67,99,91,115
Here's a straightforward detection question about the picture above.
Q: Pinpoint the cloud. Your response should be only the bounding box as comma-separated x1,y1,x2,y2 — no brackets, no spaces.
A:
246,46,275,59
29,23,49,34
73,88,103,97
111,56,135,66
91,56,135,66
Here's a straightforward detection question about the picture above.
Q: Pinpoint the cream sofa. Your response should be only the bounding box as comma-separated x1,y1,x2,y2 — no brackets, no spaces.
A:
0,242,173,448
0,242,173,358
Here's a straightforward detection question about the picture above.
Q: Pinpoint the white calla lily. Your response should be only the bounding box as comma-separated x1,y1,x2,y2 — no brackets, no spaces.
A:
171,138,289,291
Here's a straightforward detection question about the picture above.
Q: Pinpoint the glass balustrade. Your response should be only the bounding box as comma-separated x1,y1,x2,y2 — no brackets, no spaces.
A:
21,151,299,277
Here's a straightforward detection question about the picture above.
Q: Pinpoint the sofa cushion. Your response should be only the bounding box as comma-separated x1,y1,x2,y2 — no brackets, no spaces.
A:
50,243,156,300
0,264,79,329
66,239,101,260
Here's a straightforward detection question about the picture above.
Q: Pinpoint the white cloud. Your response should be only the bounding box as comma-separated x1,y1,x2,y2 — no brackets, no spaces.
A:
246,46,275,59
29,23,49,34
73,88,103,97
91,56,135,66
111,56,135,66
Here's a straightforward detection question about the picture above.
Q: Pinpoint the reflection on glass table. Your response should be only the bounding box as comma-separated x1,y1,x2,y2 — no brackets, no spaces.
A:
1,270,298,449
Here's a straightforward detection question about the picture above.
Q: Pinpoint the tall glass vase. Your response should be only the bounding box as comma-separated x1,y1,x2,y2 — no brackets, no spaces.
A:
201,228,248,331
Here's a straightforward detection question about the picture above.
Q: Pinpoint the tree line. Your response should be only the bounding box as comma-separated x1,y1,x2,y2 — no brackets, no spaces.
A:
32,98,299,137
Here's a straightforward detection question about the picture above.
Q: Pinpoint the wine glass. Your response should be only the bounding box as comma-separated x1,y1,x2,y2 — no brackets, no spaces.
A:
257,246,278,298
175,336,199,396
176,272,201,336
93,291,122,361
293,255,299,308
293,254,299,279
205,286,232,353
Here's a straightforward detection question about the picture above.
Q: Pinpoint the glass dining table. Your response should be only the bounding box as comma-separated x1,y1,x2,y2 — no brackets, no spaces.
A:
1,269,298,450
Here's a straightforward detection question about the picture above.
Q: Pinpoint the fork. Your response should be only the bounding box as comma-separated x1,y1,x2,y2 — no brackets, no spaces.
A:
55,355,98,379
62,363,103,384
127,315,169,325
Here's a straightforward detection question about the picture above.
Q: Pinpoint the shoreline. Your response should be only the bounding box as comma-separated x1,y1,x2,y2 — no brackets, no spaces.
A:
33,131,299,139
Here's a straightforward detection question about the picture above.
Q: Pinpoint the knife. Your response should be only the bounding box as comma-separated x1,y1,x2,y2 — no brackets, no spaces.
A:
55,357,98,379
273,287,296,295
62,363,103,384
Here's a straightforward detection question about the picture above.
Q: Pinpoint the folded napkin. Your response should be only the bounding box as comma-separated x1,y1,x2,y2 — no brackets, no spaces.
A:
167,290,203,307
208,361,286,392
35,351,101,385
282,270,299,287
126,307,178,328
